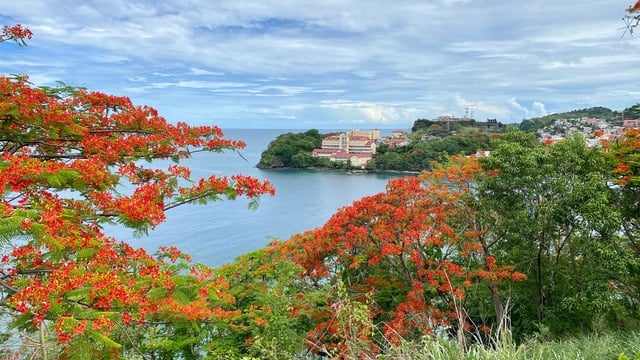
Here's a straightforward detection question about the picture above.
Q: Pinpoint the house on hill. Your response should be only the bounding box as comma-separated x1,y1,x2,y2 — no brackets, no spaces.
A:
476,118,505,132
382,130,410,147
623,119,640,128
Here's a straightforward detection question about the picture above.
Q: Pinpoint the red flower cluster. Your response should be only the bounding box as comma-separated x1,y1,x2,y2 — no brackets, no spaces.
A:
1,24,33,45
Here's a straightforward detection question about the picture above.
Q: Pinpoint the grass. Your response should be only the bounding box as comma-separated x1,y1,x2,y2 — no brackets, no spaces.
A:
370,331,640,360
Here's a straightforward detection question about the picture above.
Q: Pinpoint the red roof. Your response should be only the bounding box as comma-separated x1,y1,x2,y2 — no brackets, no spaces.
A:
349,135,371,141
323,135,342,141
312,148,335,155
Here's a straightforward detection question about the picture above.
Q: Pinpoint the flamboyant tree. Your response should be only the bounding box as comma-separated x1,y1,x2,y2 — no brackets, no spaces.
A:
616,4,640,324
258,156,525,357
625,0,640,35
0,25,274,358
603,126,640,239
602,126,640,327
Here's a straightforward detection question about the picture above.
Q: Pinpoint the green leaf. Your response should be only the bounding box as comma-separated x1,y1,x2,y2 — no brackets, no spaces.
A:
173,289,192,304
88,330,122,349
65,287,90,302
76,248,97,260
247,199,259,210
146,287,168,300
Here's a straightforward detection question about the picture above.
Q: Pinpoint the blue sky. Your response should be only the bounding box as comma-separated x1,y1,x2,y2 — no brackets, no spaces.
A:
1,1,639,129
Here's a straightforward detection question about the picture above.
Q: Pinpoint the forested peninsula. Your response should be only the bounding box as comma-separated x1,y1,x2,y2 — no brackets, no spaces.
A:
257,122,502,171
256,129,331,169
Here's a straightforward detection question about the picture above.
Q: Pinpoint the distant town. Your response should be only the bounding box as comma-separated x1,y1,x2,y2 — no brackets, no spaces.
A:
538,117,639,147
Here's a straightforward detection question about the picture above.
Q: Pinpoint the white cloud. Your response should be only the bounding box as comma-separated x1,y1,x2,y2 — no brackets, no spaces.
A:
93,55,131,64
189,67,224,76
1,0,638,128
320,99,418,126
533,102,547,117
505,98,552,120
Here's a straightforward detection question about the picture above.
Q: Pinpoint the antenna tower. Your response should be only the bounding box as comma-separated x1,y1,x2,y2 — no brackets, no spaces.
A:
464,105,475,119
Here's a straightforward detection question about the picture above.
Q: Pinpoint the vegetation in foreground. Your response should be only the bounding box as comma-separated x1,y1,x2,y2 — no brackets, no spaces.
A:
375,331,640,360
209,129,640,359
2,18,640,359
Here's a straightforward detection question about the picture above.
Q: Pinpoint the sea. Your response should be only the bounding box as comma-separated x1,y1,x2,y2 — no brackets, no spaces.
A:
105,129,409,268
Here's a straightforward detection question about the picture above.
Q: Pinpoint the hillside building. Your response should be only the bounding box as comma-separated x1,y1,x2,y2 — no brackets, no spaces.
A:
311,129,378,168
381,130,410,147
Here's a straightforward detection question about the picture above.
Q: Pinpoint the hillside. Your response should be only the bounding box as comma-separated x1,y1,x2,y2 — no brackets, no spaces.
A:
518,106,617,132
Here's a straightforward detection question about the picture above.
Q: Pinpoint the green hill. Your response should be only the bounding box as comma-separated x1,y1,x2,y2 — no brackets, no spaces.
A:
518,106,616,132
256,129,328,169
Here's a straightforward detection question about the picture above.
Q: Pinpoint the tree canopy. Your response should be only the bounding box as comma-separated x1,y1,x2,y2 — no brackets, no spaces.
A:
0,25,275,358
256,129,327,169
368,127,497,171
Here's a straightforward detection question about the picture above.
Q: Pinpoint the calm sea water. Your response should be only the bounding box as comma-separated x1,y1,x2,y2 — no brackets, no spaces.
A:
107,129,407,267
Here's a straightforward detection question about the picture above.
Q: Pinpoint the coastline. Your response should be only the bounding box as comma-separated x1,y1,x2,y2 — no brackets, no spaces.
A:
256,165,420,176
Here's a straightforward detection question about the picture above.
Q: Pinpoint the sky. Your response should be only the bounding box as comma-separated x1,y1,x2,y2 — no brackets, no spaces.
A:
1,1,639,130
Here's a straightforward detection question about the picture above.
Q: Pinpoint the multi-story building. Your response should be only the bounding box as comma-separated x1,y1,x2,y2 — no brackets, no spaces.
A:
346,135,376,154
320,134,348,150
350,129,381,141
311,129,378,168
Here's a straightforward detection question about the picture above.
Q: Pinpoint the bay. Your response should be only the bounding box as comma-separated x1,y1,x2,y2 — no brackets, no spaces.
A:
107,129,407,267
